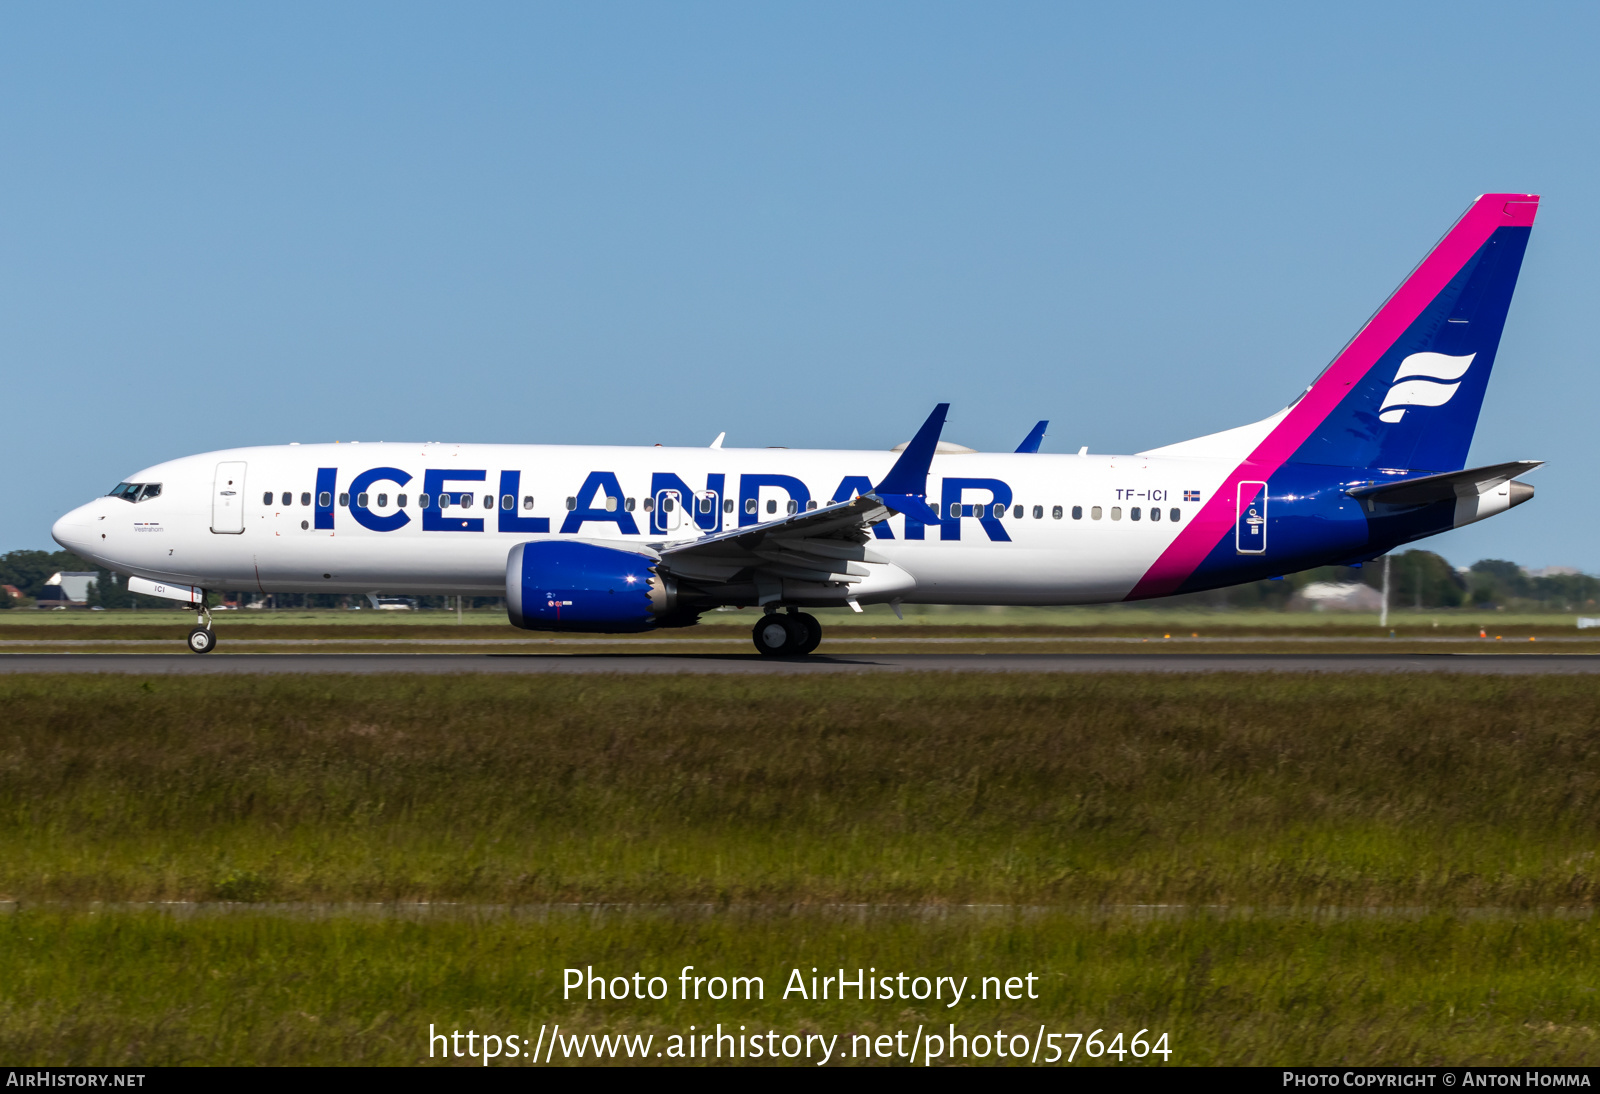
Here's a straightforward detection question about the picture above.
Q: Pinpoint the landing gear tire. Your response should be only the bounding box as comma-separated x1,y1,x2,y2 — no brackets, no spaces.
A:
187,627,216,655
752,614,804,656
790,612,822,654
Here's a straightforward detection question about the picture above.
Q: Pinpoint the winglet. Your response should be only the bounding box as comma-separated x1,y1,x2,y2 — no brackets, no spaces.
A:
874,404,948,496
1016,420,1048,453
872,403,949,524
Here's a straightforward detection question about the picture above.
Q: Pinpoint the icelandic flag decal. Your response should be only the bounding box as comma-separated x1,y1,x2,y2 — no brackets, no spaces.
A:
1183,490,1201,502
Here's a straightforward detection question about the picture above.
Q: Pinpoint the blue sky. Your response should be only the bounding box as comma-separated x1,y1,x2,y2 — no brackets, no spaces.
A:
3,2,1595,568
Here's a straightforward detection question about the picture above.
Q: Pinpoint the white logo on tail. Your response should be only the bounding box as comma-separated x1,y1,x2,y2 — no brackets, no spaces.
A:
1378,351,1475,423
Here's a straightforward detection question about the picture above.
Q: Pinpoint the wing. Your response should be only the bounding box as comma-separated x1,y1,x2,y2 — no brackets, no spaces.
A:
657,493,895,587
655,403,950,603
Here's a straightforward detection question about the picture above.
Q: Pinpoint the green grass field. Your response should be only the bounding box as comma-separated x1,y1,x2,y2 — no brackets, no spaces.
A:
4,672,1600,1065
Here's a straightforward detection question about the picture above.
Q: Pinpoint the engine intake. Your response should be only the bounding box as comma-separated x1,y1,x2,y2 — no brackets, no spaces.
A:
505,541,674,632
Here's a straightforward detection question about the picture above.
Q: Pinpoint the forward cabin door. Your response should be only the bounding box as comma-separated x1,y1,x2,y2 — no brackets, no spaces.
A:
211,461,247,534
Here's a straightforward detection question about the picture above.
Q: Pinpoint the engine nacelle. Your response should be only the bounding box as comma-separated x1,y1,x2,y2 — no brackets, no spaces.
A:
505,541,675,632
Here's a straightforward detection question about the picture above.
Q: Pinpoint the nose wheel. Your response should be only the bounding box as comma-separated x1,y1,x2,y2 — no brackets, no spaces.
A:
751,611,822,656
186,600,217,654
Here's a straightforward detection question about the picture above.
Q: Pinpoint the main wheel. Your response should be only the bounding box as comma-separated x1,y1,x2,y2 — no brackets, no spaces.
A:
790,612,822,654
187,627,217,654
752,614,802,656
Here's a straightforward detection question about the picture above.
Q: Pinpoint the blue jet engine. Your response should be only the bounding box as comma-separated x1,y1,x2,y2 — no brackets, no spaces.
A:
505,541,675,632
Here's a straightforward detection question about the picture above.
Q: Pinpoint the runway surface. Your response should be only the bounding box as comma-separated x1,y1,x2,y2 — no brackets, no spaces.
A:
5,652,1600,674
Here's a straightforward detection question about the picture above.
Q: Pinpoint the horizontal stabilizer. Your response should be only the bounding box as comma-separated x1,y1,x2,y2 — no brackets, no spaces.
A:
1347,460,1542,508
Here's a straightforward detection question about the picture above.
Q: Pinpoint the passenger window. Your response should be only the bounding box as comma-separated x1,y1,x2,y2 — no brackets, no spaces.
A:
723,499,734,514
300,492,310,506
440,494,450,508
993,503,1004,519
339,493,349,507
1150,506,1160,521
605,496,618,512
1032,505,1043,519
787,500,798,515
644,497,654,512
1091,506,1102,520
319,491,332,507
1131,507,1141,521
524,496,535,510
1170,507,1180,522
700,496,712,514
461,494,473,509
1052,505,1063,519
281,492,292,506
483,495,493,510
501,495,514,510
377,494,388,508
1111,506,1122,520
624,498,634,512
949,502,961,519
397,494,407,508
565,497,576,511
662,496,675,512
357,493,370,508
744,498,756,514
1013,505,1024,519
767,499,778,514
263,492,273,505
1072,506,1083,520
418,493,430,508
807,500,818,511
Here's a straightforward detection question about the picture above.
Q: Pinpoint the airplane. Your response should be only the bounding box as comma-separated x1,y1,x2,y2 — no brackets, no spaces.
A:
53,193,1542,656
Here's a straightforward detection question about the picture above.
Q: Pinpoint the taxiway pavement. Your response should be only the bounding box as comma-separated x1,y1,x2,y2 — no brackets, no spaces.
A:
4,652,1600,674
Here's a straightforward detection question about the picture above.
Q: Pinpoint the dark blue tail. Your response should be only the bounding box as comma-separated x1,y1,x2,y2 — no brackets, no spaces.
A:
1289,200,1536,472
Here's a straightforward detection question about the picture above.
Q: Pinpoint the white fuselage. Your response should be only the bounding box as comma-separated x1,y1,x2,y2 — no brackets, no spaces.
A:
51,441,1242,605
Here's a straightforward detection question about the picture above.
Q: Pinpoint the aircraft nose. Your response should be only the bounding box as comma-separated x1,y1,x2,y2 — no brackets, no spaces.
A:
51,505,94,555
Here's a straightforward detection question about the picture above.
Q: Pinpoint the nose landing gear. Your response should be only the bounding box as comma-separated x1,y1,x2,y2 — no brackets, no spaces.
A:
751,609,822,656
186,600,217,654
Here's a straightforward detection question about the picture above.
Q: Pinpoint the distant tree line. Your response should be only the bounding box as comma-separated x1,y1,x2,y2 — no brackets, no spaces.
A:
1165,549,1600,612
1,547,1594,613
0,550,500,611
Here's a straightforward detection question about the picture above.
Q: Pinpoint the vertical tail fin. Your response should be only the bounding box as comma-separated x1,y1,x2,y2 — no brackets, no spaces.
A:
1289,194,1538,471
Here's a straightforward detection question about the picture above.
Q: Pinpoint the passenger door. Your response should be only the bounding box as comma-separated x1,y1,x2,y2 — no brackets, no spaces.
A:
212,461,247,534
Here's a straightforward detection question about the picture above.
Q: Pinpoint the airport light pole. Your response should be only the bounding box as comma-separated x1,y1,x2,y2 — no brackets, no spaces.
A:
1380,554,1390,629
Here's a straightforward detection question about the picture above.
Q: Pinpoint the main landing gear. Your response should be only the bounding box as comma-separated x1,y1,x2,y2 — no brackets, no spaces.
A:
186,601,217,655
751,609,822,657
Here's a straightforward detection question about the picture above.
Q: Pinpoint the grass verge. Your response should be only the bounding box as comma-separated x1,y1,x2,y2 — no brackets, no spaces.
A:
4,907,1600,1065
4,672,1599,1065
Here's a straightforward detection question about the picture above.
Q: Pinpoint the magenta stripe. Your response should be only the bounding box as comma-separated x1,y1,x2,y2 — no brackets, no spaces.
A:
1129,194,1540,600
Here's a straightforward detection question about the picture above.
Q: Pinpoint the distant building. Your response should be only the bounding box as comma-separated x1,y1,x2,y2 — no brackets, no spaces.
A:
36,571,98,607
1289,581,1386,611
1527,566,1583,578
1,585,20,601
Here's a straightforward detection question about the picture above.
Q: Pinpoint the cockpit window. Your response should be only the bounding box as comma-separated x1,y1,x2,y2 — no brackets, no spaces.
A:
108,482,161,503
